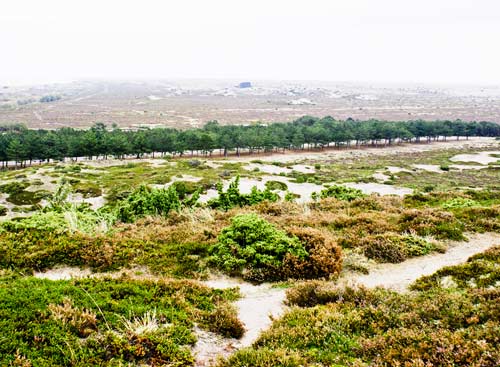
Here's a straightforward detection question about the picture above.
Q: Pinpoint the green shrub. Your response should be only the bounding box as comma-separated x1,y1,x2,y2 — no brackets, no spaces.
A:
284,191,300,202
208,176,278,211
6,190,49,206
265,180,288,191
318,185,366,201
170,181,199,200
0,205,7,216
208,214,308,281
0,181,30,194
423,184,435,192
442,197,478,209
116,185,195,222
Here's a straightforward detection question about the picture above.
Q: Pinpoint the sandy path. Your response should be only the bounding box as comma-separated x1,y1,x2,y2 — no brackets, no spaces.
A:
342,232,500,292
194,278,287,366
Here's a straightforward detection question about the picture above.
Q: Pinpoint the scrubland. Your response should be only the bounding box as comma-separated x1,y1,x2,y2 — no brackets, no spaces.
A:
0,138,499,366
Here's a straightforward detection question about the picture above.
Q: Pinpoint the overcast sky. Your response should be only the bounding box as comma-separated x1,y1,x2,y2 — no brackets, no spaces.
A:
1,0,499,85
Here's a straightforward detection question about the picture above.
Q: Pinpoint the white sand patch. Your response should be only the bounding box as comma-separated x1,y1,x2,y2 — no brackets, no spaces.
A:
450,151,500,165
373,172,391,182
203,277,287,348
204,161,223,169
244,163,290,175
34,266,92,280
68,193,106,210
344,182,413,196
194,277,287,366
150,175,202,190
83,195,106,210
291,164,315,174
193,328,239,367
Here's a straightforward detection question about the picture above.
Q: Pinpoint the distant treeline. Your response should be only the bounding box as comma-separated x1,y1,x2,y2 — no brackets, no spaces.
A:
1,116,499,167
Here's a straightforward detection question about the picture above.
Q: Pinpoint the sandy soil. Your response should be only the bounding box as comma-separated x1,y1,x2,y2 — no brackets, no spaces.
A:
450,150,500,165
216,137,499,165
345,182,413,196
195,277,287,366
342,232,500,292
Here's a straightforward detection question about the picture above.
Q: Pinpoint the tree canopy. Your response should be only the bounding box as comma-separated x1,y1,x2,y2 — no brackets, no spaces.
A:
0,117,498,167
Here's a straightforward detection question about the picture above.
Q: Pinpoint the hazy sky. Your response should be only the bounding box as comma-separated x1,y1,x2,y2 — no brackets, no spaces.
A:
1,0,499,85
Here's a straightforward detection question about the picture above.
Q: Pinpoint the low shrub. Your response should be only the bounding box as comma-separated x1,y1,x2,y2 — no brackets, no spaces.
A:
74,182,103,198
208,214,308,281
363,233,437,263
399,208,465,240
207,176,278,211
265,180,288,191
442,197,478,209
284,227,342,279
6,190,49,206
202,302,245,338
317,185,366,201
0,181,30,194
116,185,198,222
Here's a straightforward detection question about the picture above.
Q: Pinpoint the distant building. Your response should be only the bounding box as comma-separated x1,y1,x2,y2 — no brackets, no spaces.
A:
238,82,252,88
